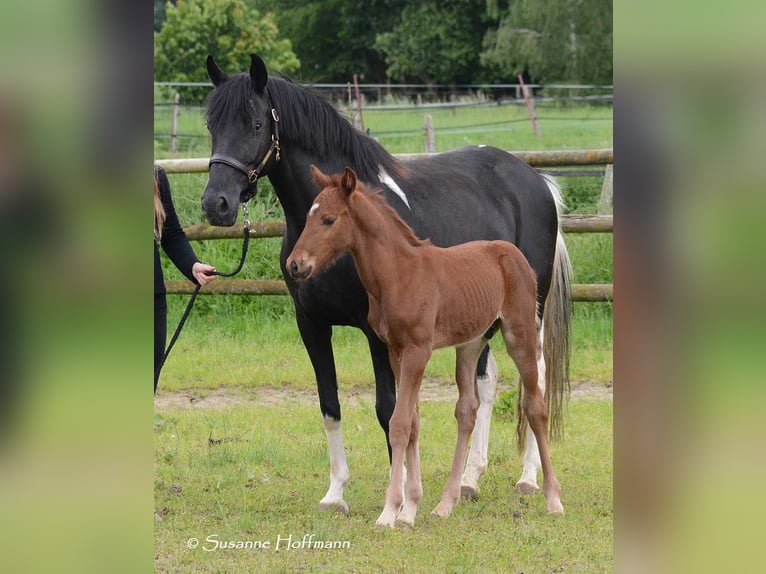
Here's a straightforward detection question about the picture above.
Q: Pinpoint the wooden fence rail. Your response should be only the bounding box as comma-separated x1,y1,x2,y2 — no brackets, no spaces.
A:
182,214,612,242
156,148,613,173
165,279,612,302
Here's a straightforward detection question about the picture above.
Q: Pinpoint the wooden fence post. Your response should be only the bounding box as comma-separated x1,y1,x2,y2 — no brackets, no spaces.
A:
353,74,364,132
518,75,540,137
599,163,613,213
424,114,435,153
170,91,180,152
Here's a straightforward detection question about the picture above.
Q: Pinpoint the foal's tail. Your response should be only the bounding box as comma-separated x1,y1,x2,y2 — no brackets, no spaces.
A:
541,175,573,441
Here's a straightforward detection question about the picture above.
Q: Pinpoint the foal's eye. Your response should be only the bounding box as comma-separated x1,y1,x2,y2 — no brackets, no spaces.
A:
322,217,336,226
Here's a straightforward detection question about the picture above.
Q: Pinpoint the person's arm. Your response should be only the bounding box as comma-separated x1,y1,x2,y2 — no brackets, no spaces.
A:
157,167,216,285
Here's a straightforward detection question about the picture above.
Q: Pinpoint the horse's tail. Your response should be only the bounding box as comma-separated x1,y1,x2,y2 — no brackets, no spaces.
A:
541,175,572,441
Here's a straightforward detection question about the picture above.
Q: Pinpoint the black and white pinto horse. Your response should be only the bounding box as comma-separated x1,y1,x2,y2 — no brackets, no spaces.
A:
201,54,572,513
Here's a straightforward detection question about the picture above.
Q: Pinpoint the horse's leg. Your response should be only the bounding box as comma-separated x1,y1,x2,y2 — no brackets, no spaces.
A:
515,326,546,495
376,345,429,527
432,339,483,517
364,329,396,464
396,403,422,527
501,319,564,514
460,346,498,500
296,314,349,514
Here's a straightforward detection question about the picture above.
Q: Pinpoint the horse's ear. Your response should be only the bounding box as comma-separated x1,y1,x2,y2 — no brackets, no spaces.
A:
340,167,357,198
249,54,268,95
310,164,331,189
206,55,229,87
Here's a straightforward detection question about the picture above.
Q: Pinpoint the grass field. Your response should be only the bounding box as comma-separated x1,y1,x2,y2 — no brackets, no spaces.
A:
154,398,612,572
154,98,613,571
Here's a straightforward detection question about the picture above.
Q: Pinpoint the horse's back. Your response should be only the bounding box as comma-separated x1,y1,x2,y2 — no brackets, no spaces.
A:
391,146,558,285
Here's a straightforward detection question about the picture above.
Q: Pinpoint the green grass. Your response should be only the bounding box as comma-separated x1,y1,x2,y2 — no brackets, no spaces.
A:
154,398,612,572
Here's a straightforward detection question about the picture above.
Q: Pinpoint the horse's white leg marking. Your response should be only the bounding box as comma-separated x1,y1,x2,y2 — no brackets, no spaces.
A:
515,327,546,494
319,416,350,514
378,167,410,209
460,350,498,499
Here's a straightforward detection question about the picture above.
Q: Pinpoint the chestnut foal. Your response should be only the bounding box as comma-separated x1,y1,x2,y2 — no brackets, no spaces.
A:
287,166,563,527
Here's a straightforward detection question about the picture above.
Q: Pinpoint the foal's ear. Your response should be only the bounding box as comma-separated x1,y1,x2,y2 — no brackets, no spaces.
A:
310,164,332,189
340,167,357,198
249,54,268,95
206,55,229,87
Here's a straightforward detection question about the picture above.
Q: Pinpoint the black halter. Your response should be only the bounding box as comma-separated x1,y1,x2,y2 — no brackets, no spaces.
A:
208,107,281,203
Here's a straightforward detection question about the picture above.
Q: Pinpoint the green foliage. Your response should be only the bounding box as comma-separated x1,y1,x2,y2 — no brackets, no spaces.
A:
375,0,487,84
481,0,613,84
154,0,299,102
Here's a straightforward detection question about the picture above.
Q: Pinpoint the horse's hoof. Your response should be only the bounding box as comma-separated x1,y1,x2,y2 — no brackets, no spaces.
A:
460,485,479,501
514,481,539,495
430,506,450,518
319,500,349,515
547,501,565,515
395,517,415,528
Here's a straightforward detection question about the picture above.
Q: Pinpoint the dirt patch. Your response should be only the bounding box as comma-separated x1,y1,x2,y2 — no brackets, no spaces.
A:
154,379,612,411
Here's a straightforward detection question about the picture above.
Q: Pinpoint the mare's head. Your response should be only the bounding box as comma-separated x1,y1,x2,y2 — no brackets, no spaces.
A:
201,54,278,226
286,165,360,281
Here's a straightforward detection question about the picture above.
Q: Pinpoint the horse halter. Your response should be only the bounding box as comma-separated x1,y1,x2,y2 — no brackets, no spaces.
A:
208,107,281,204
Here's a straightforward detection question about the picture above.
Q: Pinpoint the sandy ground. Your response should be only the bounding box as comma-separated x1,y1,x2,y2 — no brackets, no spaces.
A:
154,378,612,411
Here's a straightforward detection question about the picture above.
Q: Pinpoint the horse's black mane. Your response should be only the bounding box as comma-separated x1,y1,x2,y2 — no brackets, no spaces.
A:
206,74,405,183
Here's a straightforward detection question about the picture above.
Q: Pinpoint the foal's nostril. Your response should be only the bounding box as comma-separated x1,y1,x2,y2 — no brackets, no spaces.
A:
289,260,299,275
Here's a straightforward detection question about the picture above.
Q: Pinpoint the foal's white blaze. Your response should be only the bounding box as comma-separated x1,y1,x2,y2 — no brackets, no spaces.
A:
378,167,410,209
319,415,350,514
308,202,320,217
515,327,547,492
460,350,498,496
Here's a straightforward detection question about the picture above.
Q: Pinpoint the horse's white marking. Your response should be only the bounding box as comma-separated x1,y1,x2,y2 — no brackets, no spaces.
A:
478,144,487,148
516,327,547,490
378,168,410,209
308,203,320,217
319,416,350,513
461,350,498,493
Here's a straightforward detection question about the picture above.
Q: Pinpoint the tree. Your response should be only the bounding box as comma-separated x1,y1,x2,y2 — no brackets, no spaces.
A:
481,0,612,84
374,0,488,85
154,0,300,102
255,0,408,83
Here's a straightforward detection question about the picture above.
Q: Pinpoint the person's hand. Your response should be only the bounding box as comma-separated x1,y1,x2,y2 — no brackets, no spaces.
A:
192,262,217,286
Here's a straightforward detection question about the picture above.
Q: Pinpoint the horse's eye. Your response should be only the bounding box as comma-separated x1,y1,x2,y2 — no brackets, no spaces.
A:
254,121,262,131
322,217,335,226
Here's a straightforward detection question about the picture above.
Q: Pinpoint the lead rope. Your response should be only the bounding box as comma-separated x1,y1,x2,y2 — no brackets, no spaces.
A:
157,203,252,383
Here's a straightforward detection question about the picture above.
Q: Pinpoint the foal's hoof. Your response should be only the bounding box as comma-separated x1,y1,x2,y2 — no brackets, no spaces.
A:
430,506,451,519
547,500,565,515
319,500,349,515
514,481,540,495
460,485,479,501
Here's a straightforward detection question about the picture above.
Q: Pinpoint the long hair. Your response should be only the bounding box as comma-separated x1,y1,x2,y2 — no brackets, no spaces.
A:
154,167,166,242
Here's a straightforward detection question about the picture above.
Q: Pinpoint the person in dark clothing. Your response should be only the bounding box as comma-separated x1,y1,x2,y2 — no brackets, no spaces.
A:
154,165,216,392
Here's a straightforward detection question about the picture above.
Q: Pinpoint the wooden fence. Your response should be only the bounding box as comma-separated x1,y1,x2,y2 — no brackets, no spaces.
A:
158,149,613,302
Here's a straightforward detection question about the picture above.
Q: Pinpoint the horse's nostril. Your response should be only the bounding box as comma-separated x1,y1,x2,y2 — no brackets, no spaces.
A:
289,260,299,274
218,195,229,214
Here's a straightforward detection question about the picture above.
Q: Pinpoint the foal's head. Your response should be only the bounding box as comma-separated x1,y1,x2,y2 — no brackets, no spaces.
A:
286,165,359,281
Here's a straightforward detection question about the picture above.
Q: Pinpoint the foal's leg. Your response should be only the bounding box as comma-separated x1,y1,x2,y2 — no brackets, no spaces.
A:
502,320,564,514
461,347,499,499
396,403,423,527
296,315,349,514
432,339,484,517
376,345,430,527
